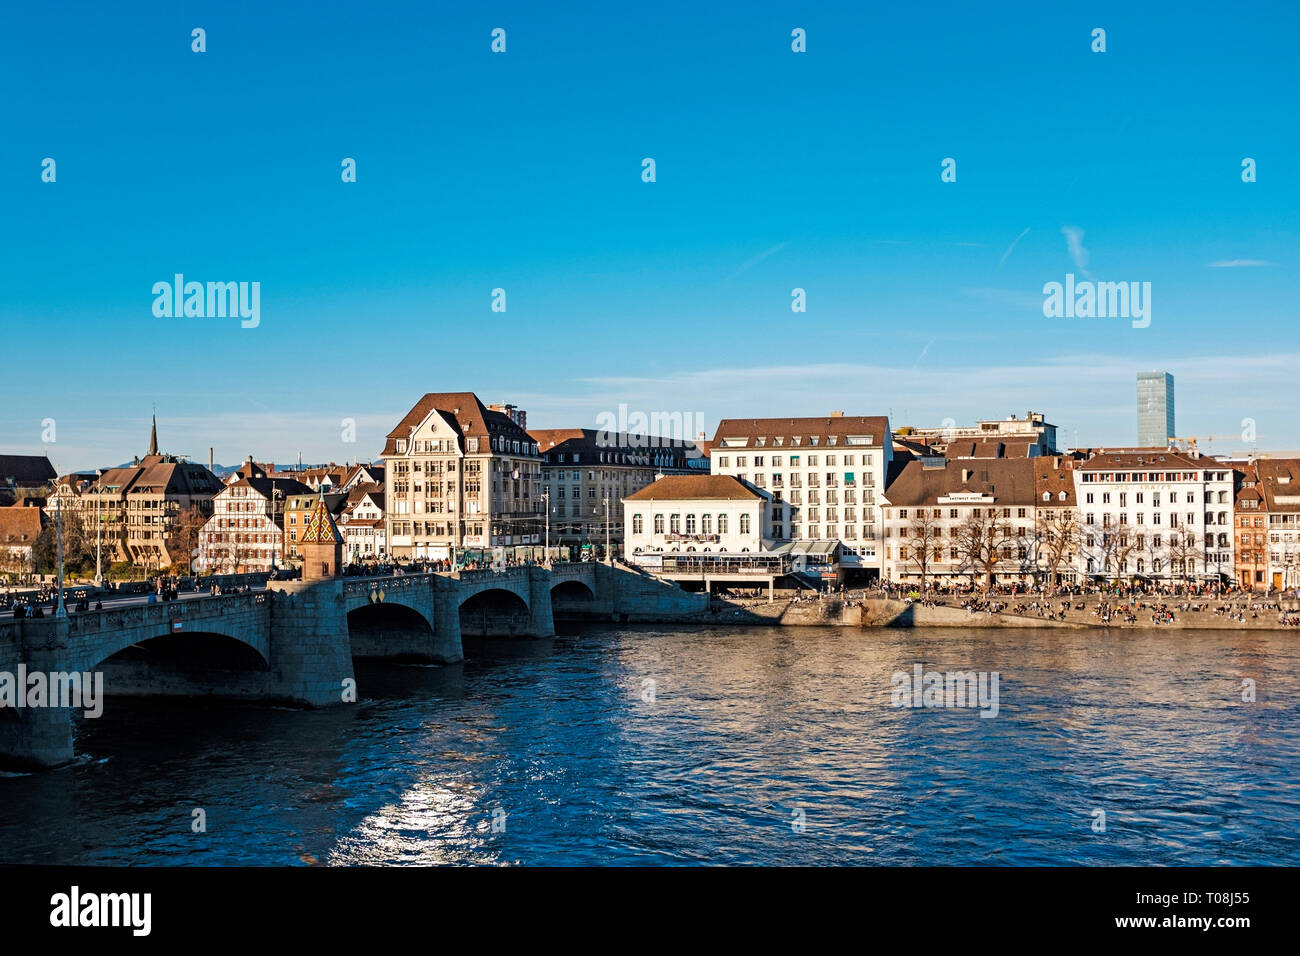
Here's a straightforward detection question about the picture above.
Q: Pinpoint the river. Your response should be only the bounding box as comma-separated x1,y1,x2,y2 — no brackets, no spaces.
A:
2,625,1297,865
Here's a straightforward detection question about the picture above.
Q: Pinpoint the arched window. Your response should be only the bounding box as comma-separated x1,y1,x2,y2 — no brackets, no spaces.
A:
701,514,712,534
653,514,664,534
718,513,729,534
669,514,681,533
685,514,696,534
740,514,751,534
632,514,643,535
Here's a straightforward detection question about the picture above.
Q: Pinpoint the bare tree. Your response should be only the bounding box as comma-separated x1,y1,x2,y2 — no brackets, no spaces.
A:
954,510,1016,591
1166,531,1201,592
902,508,944,592
1107,522,1140,587
166,506,208,570
1034,508,1078,589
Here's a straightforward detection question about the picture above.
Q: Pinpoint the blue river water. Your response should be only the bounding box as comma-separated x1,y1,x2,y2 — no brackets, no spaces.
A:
2,625,1298,865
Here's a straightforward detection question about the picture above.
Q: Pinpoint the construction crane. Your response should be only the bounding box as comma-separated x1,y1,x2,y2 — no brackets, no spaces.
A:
1169,434,1253,453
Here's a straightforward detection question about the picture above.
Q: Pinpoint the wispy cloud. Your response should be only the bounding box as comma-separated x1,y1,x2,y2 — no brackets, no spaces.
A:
912,337,936,369
998,227,1030,267
723,240,792,281
1060,225,1092,278
1208,259,1277,268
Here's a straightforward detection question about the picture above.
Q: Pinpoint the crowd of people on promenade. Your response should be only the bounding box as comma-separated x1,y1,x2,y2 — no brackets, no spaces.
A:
698,575,1300,627
868,577,1300,626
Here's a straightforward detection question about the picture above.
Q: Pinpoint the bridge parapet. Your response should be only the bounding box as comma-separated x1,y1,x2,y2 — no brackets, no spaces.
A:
341,573,436,601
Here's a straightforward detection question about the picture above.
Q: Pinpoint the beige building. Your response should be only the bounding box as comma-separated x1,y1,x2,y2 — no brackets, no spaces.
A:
283,490,348,568
53,417,221,570
380,393,543,561
896,411,1059,456
532,428,705,555
1256,458,1300,590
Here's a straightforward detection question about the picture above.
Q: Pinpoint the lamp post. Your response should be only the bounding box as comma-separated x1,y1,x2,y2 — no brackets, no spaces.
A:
55,495,67,618
541,490,550,565
94,482,102,588
270,481,280,574
604,496,611,564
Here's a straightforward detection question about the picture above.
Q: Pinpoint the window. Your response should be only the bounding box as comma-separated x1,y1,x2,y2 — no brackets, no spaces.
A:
718,513,729,534
632,514,643,534
685,514,696,534
654,514,664,534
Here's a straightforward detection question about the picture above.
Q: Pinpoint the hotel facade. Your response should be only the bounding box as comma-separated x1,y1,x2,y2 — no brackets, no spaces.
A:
708,413,892,575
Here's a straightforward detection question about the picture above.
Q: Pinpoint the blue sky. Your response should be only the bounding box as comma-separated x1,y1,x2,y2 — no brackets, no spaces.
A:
2,1,1296,472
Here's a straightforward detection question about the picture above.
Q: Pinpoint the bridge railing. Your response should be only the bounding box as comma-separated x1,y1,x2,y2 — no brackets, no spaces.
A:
0,592,269,640
341,573,437,599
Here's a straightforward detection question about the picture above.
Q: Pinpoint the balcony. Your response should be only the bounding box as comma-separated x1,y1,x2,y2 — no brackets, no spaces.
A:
664,532,721,543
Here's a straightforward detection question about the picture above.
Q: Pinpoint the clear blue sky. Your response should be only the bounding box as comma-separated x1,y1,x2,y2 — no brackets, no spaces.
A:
2,1,1297,472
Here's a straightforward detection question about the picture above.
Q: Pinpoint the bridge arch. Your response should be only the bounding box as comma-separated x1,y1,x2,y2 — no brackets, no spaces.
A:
346,601,437,661
459,587,532,637
94,630,271,673
551,579,596,601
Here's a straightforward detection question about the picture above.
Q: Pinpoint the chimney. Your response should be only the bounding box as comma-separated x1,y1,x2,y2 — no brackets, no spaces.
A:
209,447,214,471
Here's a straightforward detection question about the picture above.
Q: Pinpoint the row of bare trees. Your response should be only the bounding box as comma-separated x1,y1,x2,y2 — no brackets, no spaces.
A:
899,507,1217,591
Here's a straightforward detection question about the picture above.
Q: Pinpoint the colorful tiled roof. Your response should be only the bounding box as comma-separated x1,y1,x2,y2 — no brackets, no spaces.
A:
300,494,343,544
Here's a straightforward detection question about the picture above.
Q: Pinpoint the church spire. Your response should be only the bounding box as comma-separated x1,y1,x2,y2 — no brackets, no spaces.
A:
148,412,158,456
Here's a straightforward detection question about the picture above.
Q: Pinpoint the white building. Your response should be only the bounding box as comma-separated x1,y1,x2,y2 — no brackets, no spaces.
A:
881,457,1042,587
623,474,791,593
339,486,386,563
198,476,310,573
708,413,891,576
1071,450,1234,584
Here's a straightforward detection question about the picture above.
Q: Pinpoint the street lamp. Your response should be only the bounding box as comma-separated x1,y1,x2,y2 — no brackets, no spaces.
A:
541,490,550,565
55,495,67,618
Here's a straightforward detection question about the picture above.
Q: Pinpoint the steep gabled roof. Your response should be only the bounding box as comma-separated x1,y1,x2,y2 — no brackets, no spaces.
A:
383,392,536,456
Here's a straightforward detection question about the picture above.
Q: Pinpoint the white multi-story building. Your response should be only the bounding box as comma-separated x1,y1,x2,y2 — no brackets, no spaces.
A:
339,485,386,563
708,413,891,576
1071,450,1234,584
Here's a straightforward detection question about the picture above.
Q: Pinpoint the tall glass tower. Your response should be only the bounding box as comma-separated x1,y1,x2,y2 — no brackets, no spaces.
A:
1137,371,1175,447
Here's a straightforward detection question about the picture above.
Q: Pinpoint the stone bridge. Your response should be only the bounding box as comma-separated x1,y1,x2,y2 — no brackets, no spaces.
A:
0,561,704,769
